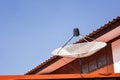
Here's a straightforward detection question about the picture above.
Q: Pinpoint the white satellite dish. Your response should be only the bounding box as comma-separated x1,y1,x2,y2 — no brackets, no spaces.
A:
52,42,107,58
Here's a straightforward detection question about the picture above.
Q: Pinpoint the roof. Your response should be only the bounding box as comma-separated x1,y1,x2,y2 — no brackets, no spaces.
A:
1,73,120,79
76,16,120,43
25,16,120,75
25,56,62,74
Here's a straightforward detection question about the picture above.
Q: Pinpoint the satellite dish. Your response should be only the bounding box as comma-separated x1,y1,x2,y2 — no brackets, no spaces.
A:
52,42,107,58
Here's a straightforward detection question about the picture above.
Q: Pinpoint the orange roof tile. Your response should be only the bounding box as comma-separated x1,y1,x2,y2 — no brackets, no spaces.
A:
25,16,120,75
25,56,62,74
75,16,120,43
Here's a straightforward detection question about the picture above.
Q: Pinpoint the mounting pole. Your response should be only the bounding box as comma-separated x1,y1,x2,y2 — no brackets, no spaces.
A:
80,58,83,73
57,28,80,55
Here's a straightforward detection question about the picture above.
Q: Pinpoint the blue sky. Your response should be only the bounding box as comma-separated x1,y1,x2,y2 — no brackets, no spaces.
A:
0,0,120,74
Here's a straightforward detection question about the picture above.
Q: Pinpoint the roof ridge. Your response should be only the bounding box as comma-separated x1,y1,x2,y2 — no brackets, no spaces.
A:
75,16,120,43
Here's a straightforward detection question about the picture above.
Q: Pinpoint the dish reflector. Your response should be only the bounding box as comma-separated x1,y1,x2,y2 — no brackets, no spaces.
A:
52,42,107,58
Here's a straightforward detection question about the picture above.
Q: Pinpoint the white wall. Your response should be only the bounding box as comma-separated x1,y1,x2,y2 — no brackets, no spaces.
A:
112,38,120,73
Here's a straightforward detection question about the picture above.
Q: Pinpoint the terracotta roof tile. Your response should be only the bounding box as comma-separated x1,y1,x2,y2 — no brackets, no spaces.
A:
25,56,62,74
76,16,120,43
25,16,120,74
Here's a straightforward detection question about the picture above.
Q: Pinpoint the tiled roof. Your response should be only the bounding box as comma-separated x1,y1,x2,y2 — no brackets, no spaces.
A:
25,16,120,75
75,16,120,43
25,56,62,74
